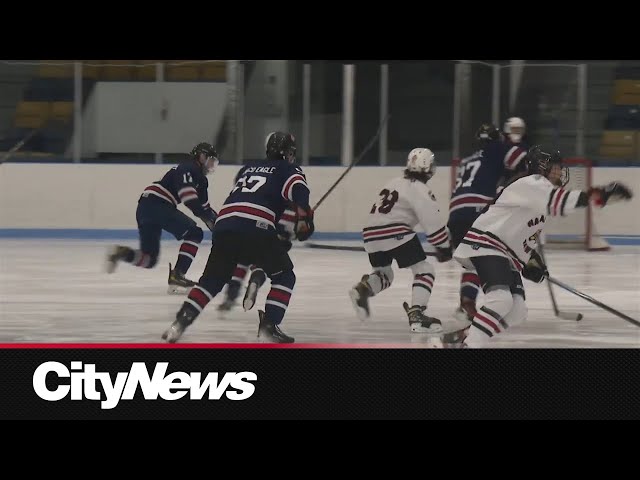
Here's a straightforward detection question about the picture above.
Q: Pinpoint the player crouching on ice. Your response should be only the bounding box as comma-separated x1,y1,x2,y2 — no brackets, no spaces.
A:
349,148,452,333
105,142,220,294
450,146,633,348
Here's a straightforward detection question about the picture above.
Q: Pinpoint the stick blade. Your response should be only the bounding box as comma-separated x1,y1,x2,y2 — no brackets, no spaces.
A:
558,311,583,321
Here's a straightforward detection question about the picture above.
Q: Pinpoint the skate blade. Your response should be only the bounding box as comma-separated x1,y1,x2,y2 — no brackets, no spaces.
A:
167,285,192,295
349,288,369,322
243,283,258,311
410,323,444,335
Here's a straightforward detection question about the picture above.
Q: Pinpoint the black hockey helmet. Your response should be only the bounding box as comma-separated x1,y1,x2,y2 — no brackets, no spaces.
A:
525,145,569,187
475,123,501,142
190,142,219,175
266,131,297,163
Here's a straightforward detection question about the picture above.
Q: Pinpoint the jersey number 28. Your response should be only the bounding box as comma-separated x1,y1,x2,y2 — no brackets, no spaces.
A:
455,160,481,189
370,189,398,214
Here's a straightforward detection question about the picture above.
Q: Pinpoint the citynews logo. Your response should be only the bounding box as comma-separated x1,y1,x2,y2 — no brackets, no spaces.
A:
32,361,257,410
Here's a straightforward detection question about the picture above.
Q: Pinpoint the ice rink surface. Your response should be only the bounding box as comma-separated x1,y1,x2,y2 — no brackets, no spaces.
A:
0,239,639,347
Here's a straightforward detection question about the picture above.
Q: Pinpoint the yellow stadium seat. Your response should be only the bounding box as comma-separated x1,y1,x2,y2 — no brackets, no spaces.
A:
14,101,50,129
612,79,640,105
81,61,102,79
135,61,159,81
100,60,135,80
200,62,226,81
599,130,637,158
50,101,74,124
165,62,200,81
37,61,74,78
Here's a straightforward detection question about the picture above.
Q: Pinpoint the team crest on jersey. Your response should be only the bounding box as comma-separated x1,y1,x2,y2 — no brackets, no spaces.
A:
527,215,546,227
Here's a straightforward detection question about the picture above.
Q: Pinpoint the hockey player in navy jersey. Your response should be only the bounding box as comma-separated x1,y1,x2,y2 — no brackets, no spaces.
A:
217,136,299,314
105,142,219,294
161,132,315,344
448,124,527,322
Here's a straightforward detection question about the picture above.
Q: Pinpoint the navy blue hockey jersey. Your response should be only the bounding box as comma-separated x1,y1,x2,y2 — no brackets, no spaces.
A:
215,159,310,234
140,162,213,219
449,140,527,219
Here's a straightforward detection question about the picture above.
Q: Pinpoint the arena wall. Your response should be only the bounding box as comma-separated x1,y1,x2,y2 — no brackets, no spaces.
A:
1,164,638,242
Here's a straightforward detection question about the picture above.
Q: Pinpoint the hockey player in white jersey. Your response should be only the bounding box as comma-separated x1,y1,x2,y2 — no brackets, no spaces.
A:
349,148,452,333
451,146,633,348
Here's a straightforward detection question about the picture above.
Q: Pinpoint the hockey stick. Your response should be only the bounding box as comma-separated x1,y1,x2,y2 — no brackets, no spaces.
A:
312,114,390,212
0,127,40,165
306,241,439,256
546,276,640,328
538,246,583,321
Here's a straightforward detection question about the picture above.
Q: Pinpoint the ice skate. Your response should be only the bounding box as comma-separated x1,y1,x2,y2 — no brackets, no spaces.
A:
257,310,294,343
349,275,373,321
453,296,477,323
105,245,131,274
167,263,197,295
161,306,195,343
441,326,470,348
242,280,259,311
403,302,443,334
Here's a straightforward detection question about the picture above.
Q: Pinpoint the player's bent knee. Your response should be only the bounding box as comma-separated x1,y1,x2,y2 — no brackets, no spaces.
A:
272,269,296,288
483,286,513,318
409,260,434,277
374,265,394,286
507,294,527,327
184,225,204,244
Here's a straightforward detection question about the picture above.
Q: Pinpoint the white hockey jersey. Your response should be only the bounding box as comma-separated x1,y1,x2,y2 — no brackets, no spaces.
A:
454,174,582,271
363,176,450,253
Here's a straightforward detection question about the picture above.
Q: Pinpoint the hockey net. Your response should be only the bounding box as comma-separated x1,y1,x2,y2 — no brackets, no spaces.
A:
449,157,610,251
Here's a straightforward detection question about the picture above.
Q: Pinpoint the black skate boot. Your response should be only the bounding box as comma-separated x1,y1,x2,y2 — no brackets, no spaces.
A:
403,302,443,334
105,245,132,274
167,263,197,295
242,269,267,311
257,310,295,343
349,275,373,321
162,305,197,343
218,282,241,314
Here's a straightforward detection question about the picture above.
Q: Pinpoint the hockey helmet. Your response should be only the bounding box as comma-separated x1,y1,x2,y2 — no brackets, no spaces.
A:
503,117,526,143
191,142,219,175
475,123,501,142
525,145,569,187
405,148,436,183
266,131,297,164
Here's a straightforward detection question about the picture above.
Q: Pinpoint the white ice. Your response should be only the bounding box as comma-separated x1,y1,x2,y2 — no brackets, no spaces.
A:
0,239,639,347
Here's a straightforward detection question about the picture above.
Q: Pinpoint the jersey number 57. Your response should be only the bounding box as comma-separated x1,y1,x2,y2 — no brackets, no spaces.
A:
455,160,481,190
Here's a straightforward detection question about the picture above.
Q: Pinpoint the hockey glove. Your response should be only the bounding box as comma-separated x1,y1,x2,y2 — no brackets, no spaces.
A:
435,246,452,263
589,182,633,207
522,250,548,283
294,207,315,242
201,209,218,232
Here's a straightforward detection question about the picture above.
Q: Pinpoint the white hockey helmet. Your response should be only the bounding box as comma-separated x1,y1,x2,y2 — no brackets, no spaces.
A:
405,148,436,181
503,117,526,143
